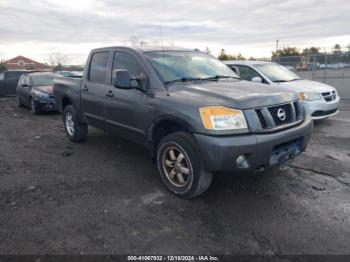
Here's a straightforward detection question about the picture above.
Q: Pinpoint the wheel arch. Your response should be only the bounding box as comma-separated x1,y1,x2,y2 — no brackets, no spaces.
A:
148,115,196,163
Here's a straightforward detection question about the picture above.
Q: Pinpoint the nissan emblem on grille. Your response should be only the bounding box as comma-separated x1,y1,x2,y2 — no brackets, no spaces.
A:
277,108,286,121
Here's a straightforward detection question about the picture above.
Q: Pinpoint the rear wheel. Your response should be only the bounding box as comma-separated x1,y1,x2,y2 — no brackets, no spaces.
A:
63,105,88,142
30,98,40,114
156,132,213,198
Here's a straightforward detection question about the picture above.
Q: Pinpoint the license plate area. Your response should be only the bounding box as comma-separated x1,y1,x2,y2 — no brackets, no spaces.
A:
270,138,303,166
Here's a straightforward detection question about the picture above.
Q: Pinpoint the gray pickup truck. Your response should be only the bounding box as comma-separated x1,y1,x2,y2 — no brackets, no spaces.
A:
54,46,313,198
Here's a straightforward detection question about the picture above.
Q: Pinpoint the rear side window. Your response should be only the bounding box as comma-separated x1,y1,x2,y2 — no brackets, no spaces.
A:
89,52,109,84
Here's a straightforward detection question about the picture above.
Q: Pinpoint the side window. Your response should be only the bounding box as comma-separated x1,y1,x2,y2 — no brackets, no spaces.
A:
0,72,4,81
237,66,260,81
6,71,24,79
89,52,110,84
112,52,144,78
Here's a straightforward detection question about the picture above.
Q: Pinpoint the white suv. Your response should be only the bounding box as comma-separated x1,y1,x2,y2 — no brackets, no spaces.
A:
224,61,340,120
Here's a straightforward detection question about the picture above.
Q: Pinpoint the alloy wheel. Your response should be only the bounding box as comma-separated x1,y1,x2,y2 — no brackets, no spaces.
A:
162,146,192,187
65,112,75,136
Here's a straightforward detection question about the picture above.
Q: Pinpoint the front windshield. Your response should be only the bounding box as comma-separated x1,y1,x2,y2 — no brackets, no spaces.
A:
145,51,239,83
31,74,55,86
256,63,300,82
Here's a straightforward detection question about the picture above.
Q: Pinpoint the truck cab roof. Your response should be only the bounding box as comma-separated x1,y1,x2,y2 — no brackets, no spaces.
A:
90,46,202,54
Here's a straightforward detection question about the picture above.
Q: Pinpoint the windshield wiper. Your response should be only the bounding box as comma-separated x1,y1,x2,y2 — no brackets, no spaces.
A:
164,77,202,85
288,78,301,82
272,80,288,83
201,75,240,81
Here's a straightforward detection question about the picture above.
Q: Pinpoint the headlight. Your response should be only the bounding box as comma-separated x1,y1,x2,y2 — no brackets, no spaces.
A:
299,92,321,101
199,106,248,130
33,90,50,98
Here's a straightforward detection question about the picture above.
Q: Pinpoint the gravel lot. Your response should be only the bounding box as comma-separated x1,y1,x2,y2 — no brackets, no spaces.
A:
0,97,350,255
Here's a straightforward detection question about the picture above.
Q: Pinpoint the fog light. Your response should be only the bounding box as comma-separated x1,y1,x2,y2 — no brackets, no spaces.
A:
236,154,249,168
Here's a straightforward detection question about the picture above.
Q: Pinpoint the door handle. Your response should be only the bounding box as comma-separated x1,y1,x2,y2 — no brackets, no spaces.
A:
82,86,89,92
106,90,114,97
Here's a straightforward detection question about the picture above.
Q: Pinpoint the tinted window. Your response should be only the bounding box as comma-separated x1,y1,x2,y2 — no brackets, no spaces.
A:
113,52,144,78
89,52,109,83
237,66,260,81
0,72,4,81
6,71,25,79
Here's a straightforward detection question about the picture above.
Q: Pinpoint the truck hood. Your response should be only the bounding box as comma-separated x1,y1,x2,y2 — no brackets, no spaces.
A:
277,79,336,93
172,80,297,109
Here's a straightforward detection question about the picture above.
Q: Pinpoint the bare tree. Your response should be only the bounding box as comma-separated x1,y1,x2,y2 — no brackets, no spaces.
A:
47,52,69,70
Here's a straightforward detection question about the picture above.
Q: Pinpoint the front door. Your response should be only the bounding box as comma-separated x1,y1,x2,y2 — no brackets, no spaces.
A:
104,51,149,143
81,51,111,129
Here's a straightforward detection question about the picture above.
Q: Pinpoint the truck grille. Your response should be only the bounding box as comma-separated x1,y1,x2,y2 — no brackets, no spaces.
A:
247,101,304,132
255,109,267,129
268,103,292,126
321,91,336,102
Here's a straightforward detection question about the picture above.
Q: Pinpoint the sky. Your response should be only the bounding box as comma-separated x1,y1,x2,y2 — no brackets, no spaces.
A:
1,0,350,65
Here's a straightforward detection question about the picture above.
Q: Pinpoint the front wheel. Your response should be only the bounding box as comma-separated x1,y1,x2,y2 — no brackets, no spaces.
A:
63,105,88,142
156,132,213,199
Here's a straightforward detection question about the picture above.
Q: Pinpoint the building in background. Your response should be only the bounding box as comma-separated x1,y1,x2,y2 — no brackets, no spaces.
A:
3,55,51,71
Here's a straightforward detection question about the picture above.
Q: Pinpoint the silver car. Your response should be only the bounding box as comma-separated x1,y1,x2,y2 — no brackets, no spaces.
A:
224,61,340,120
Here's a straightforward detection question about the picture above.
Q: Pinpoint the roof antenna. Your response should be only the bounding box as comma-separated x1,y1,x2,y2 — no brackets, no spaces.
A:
160,25,169,96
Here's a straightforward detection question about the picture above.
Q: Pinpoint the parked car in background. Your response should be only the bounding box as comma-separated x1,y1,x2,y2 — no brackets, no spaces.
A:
0,70,37,96
16,72,57,114
224,61,340,120
54,46,312,198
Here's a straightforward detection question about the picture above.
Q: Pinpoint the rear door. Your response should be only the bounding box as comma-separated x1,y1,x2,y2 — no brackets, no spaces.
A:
81,51,111,129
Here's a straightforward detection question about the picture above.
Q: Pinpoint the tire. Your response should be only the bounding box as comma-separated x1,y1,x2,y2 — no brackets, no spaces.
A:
16,95,24,108
156,132,213,199
63,105,88,142
30,97,40,114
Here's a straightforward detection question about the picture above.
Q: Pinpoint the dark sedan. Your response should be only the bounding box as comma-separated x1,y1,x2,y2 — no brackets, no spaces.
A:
16,72,57,114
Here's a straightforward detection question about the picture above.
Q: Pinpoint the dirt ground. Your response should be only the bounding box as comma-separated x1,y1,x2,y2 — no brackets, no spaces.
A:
0,97,349,255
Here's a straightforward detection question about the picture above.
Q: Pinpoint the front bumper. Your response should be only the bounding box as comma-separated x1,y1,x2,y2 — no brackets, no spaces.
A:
194,116,313,173
34,97,56,111
304,97,340,120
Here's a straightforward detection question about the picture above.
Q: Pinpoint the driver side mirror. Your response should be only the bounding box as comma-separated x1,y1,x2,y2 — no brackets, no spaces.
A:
113,69,131,89
251,76,263,83
113,69,147,91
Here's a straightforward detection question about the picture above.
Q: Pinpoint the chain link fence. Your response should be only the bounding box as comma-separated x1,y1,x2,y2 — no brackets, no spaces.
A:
272,53,350,99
